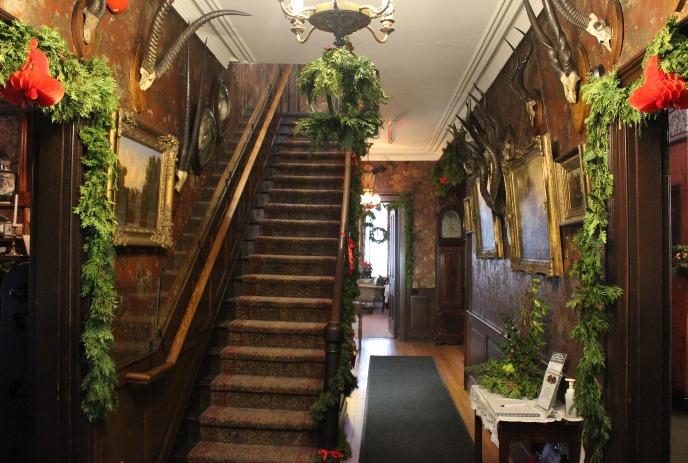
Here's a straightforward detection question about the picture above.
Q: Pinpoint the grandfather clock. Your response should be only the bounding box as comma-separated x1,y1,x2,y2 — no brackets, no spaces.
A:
435,189,465,344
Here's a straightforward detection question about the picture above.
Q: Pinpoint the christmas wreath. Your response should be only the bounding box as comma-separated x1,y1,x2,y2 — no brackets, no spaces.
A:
368,226,388,244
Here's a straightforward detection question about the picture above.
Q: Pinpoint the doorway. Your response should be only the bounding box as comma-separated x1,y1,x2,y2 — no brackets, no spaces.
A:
667,109,688,463
358,203,394,339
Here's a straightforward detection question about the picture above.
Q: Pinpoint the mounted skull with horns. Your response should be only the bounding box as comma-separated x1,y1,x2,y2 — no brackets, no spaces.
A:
83,0,107,44
504,29,538,127
455,86,506,215
552,0,613,52
139,1,250,91
523,0,580,104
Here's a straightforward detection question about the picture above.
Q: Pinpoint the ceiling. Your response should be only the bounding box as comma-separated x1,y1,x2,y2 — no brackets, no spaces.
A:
173,0,543,161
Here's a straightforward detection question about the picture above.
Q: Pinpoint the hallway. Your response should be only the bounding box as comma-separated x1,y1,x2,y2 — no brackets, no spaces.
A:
344,338,501,463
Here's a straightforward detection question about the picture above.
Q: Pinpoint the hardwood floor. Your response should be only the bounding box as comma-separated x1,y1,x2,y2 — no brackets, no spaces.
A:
343,337,502,463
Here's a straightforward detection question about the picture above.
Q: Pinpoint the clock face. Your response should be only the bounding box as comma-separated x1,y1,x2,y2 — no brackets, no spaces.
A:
441,210,462,239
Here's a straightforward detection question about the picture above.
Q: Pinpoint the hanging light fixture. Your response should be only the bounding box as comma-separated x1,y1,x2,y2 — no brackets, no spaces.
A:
278,0,396,47
360,161,381,210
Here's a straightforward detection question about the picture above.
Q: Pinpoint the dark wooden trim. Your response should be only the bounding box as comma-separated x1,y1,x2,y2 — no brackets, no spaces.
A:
30,116,90,462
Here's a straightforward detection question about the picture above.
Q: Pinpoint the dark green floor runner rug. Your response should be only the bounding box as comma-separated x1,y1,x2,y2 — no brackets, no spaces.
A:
359,356,474,463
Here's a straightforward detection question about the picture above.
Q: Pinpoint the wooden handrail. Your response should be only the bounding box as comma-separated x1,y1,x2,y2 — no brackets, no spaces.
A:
125,65,293,384
330,151,352,324
149,66,284,347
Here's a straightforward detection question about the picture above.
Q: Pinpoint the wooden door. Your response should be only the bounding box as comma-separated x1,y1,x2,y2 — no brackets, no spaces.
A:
435,244,465,344
387,207,398,337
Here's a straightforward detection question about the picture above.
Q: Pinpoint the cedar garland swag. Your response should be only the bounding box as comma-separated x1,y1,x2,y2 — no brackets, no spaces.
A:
570,15,688,463
0,20,119,421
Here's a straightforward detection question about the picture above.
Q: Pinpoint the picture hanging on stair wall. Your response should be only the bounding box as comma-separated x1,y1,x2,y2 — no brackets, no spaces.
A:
108,110,178,248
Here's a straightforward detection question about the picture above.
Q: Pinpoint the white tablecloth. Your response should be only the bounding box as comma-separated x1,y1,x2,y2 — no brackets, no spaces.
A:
470,385,583,447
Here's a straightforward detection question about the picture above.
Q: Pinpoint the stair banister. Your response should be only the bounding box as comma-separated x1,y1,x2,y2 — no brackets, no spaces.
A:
321,149,352,448
124,65,293,385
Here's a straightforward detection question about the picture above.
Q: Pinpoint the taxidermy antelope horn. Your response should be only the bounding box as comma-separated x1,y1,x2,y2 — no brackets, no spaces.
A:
523,0,580,104
504,35,538,126
141,0,175,82
552,0,612,52
175,42,193,193
83,0,106,44
140,9,251,91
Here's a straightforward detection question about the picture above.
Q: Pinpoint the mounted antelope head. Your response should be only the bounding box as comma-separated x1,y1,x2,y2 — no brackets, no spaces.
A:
523,0,580,104
552,0,613,52
504,29,538,127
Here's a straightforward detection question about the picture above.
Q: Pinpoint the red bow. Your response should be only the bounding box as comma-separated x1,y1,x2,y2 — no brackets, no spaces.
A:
317,449,344,461
439,175,449,185
0,38,64,108
629,55,688,113
348,237,356,275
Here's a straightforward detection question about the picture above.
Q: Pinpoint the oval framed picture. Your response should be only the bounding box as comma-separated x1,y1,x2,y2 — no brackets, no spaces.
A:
212,75,232,137
197,106,218,168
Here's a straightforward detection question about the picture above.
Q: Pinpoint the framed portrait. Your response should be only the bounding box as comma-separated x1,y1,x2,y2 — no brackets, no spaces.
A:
503,133,563,276
669,109,688,144
463,196,473,234
108,110,178,248
471,178,504,259
555,145,588,225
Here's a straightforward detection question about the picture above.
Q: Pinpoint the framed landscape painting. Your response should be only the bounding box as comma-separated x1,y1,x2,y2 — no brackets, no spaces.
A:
108,111,178,248
471,178,504,259
503,133,563,276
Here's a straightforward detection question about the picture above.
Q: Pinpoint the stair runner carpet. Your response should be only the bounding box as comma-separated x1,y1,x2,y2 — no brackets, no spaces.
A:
178,120,343,463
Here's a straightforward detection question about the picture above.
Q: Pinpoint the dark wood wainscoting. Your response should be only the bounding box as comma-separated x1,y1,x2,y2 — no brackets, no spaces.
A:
405,287,436,340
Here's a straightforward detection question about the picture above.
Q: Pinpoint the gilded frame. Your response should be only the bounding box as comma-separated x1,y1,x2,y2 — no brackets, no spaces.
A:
463,196,474,234
555,144,589,226
503,133,563,276
471,178,504,259
108,110,178,248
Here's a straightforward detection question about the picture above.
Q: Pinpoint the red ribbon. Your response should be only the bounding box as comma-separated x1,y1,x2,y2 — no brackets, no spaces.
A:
439,175,449,185
629,55,688,112
0,38,64,108
348,237,356,275
317,449,344,461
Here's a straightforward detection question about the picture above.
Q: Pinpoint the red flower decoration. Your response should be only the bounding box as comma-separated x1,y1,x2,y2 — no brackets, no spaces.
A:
317,449,344,461
0,38,64,108
439,176,449,185
107,0,129,14
629,55,688,113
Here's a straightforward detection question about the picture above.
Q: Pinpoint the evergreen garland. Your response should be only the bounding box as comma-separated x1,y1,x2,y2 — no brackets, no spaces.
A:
0,20,119,421
388,192,414,288
296,48,387,432
431,135,469,197
568,16,688,462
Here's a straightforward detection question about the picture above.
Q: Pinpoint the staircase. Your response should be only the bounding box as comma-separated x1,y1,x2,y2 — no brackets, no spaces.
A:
176,115,344,463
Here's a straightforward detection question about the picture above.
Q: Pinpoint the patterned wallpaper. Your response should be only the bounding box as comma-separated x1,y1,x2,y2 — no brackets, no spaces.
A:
371,161,436,288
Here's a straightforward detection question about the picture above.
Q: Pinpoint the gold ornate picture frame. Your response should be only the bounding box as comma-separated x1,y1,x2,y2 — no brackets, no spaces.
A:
463,196,474,234
471,178,504,259
555,145,589,225
503,133,563,276
108,110,178,248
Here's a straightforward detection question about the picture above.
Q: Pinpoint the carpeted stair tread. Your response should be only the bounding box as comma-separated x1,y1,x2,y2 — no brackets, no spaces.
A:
225,320,326,335
211,374,322,395
256,219,339,227
221,345,325,363
255,236,338,244
234,295,332,308
184,441,314,463
269,188,343,195
265,203,340,211
200,406,317,431
241,274,335,284
272,174,342,181
275,162,342,169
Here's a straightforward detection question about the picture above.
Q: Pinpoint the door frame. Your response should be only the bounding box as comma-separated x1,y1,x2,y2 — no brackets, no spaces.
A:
377,193,404,339
604,51,672,462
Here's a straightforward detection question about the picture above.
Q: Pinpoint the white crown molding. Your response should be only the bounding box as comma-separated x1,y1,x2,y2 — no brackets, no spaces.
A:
424,0,542,155
173,0,256,65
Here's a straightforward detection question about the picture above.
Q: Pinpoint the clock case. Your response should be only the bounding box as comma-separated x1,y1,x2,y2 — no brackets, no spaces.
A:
437,195,464,246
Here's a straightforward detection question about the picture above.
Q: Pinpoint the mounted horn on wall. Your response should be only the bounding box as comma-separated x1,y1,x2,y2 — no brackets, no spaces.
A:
139,4,250,91
457,88,506,216
82,0,106,44
551,0,613,51
504,29,540,128
523,0,580,104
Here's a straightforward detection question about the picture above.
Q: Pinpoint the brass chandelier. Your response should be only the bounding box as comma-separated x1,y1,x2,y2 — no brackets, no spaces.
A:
278,0,396,47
